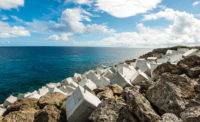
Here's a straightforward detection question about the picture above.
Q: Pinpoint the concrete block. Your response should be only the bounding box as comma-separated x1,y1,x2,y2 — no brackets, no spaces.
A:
96,68,105,75
177,48,189,53
102,69,114,80
46,83,59,90
66,86,101,122
28,93,41,99
110,66,116,73
166,50,178,55
135,59,151,76
17,93,25,99
169,54,183,64
79,78,97,91
59,86,76,96
24,90,38,98
74,73,82,82
183,49,198,57
38,86,49,96
111,72,132,87
61,77,79,88
49,87,66,95
0,107,6,116
3,95,17,107
149,62,161,77
131,70,150,84
147,57,157,63
157,56,169,63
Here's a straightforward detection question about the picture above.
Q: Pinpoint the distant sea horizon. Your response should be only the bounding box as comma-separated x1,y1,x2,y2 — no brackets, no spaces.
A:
0,46,152,103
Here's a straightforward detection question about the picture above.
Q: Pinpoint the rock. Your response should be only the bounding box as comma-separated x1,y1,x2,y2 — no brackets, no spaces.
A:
187,67,200,78
3,108,37,122
110,84,123,96
146,73,190,115
152,62,182,79
3,98,39,116
0,116,3,121
38,92,67,109
89,98,133,122
157,113,182,122
66,86,101,122
195,84,200,93
117,106,138,122
97,89,115,100
38,86,49,96
180,106,200,122
34,105,66,122
123,87,160,122
3,95,18,108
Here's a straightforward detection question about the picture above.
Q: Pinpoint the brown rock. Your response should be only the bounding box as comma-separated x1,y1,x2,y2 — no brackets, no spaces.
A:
93,86,110,94
110,84,123,95
0,116,3,121
146,73,188,115
89,98,134,122
123,87,160,122
195,84,200,93
96,89,115,100
117,106,138,122
34,105,66,122
187,67,200,78
3,98,39,116
180,106,200,122
3,108,37,122
157,113,182,122
153,62,182,79
38,92,67,109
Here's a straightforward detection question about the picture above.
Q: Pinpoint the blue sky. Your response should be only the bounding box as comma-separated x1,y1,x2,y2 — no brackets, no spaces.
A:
0,0,200,47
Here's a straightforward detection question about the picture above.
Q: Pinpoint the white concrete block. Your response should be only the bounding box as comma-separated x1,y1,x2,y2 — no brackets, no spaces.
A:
46,83,59,90
149,62,161,77
59,85,76,96
147,57,157,63
73,73,82,82
66,86,101,122
0,107,6,116
157,56,169,63
79,78,97,91
28,93,41,99
166,50,178,55
38,86,49,96
111,72,132,87
135,59,151,76
17,93,25,99
183,49,198,57
131,70,150,84
110,66,116,73
177,48,189,53
61,77,79,88
49,87,66,95
24,90,38,98
96,68,105,75
102,69,114,80
169,54,183,64
3,95,17,107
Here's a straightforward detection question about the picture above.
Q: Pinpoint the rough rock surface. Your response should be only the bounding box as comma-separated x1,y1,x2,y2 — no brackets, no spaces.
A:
146,73,188,115
3,108,37,122
180,106,200,122
38,92,67,109
157,113,182,122
3,98,39,116
89,98,135,122
123,87,160,122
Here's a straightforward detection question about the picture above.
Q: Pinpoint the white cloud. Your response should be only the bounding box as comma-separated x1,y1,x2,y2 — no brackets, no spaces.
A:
66,0,92,5
77,8,200,47
86,24,115,34
47,33,73,41
0,21,30,38
95,0,162,18
193,1,200,6
0,0,24,10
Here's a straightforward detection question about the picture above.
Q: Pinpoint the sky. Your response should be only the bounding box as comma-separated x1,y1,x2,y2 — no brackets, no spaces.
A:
0,0,200,47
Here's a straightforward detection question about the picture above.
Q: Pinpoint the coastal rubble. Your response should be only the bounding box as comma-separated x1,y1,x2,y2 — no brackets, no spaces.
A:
0,47,200,122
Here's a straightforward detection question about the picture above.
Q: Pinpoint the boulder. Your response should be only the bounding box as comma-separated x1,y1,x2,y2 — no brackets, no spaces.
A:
79,78,97,91
157,113,182,122
178,55,200,68
3,108,37,122
180,106,200,122
146,73,191,115
38,92,67,109
3,98,39,116
152,62,182,79
195,84,200,93
186,66,200,78
0,116,3,121
123,87,160,122
96,89,114,100
110,84,123,96
3,95,18,108
38,86,49,96
89,98,134,122
34,105,66,122
117,106,138,122
66,86,101,122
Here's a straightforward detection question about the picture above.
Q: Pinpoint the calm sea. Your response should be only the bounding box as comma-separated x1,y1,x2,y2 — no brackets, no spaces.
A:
0,47,152,103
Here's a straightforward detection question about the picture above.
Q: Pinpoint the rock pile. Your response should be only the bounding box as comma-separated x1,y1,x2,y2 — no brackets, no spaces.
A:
0,47,200,122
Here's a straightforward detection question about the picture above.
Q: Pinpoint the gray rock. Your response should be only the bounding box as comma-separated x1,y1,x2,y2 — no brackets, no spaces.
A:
180,106,200,122
157,113,182,122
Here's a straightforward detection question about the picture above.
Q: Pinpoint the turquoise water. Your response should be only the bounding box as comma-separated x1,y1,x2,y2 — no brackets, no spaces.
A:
0,47,152,103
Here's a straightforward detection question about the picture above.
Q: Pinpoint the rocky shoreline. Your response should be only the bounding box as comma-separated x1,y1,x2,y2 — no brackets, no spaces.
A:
0,46,200,122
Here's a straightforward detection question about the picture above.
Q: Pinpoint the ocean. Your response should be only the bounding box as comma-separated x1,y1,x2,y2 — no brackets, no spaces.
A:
0,47,152,103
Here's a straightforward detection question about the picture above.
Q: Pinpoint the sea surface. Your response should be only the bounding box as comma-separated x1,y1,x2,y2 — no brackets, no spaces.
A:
0,47,152,103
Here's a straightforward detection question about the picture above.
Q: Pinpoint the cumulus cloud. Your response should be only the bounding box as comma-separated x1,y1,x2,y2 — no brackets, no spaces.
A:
0,21,30,38
66,0,92,5
193,1,200,6
77,8,200,47
0,0,24,10
95,0,162,18
46,33,73,41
